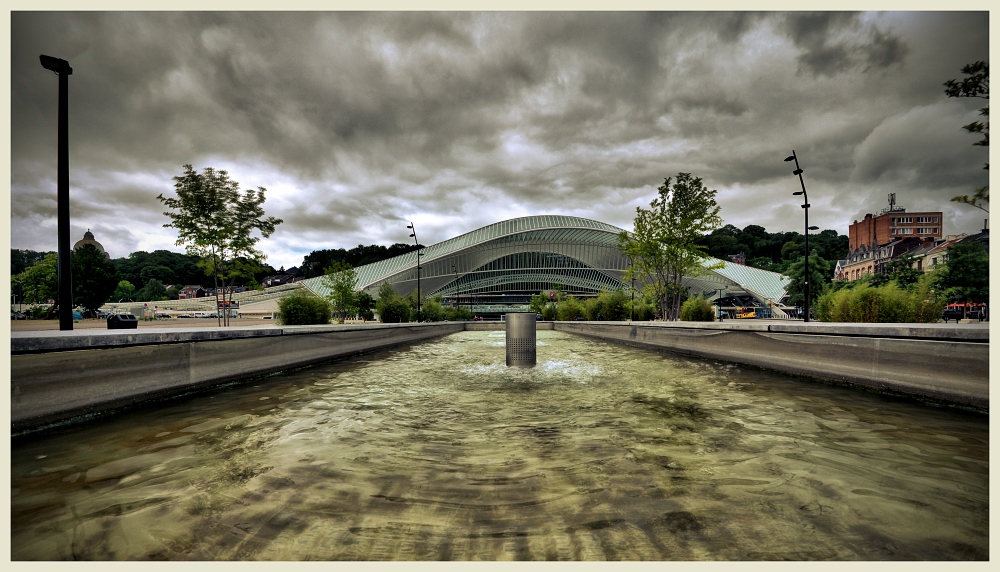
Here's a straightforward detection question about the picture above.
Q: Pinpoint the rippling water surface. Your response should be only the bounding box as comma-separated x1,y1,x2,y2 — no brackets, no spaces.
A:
11,331,988,560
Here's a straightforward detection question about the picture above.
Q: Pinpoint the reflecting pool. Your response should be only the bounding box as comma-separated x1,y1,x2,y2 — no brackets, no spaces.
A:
11,331,988,560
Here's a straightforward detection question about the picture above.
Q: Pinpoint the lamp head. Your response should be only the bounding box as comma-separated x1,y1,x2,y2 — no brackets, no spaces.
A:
784,155,795,162
808,226,819,230
793,191,804,196
793,169,803,176
39,54,72,75
409,233,415,238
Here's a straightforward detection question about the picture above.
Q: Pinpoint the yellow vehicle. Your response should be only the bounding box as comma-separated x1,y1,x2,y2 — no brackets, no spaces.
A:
734,307,756,319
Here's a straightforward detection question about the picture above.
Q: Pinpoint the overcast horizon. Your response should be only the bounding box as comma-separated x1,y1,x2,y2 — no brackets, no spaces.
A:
11,11,990,271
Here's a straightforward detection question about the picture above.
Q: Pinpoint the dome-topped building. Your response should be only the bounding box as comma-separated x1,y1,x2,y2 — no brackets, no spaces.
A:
73,229,111,258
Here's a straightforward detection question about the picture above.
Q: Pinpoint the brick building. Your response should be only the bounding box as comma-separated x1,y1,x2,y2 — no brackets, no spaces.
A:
843,194,942,280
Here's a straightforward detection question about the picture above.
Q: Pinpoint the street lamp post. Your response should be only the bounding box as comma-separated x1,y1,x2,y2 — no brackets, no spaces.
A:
784,151,819,322
40,54,74,331
407,222,422,322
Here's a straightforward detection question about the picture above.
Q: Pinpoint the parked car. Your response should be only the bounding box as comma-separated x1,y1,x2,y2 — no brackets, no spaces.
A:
941,306,964,322
177,314,194,318
154,312,172,319
11,311,26,320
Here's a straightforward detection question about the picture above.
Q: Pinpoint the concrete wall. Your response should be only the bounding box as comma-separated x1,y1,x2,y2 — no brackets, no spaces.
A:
11,323,463,432
554,321,989,410
11,320,988,433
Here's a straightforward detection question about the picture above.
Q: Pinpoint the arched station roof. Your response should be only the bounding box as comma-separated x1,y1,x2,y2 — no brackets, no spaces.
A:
302,215,790,307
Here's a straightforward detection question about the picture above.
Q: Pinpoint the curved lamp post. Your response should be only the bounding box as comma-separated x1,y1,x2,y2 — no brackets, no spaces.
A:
784,151,819,322
407,222,422,322
40,54,74,330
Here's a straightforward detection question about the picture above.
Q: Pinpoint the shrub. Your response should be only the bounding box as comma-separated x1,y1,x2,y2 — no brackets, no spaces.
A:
557,295,585,321
679,296,715,321
814,273,945,323
541,303,557,321
415,297,444,322
277,291,331,325
585,289,630,321
442,305,474,321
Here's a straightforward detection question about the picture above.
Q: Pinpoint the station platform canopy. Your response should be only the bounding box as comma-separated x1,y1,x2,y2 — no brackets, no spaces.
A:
302,215,790,313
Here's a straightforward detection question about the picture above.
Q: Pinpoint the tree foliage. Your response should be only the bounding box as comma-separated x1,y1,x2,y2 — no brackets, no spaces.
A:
12,253,58,306
944,61,989,212
71,244,119,316
356,291,376,321
11,249,54,277
679,296,715,321
938,241,989,304
815,273,946,323
136,279,168,302
375,281,410,323
300,243,422,278
694,225,847,282
277,290,332,325
783,249,831,308
322,261,359,323
158,165,282,326
111,280,136,303
618,173,723,320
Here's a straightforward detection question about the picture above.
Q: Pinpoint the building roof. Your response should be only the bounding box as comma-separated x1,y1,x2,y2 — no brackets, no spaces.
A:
302,215,791,305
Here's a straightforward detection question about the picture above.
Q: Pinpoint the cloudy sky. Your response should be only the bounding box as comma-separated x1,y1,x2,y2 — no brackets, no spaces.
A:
10,11,990,270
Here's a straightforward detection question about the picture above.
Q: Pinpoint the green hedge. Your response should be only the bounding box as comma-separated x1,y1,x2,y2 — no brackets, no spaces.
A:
277,291,332,325
814,276,946,323
679,296,715,321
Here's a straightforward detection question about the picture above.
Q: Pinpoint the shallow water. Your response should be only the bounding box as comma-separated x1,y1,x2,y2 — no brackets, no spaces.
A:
10,330,988,560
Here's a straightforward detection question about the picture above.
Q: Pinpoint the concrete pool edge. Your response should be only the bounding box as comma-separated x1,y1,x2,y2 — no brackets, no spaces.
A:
554,322,989,411
10,320,988,432
11,322,464,433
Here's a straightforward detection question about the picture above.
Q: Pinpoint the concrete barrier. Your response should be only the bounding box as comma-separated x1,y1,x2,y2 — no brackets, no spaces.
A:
11,320,988,433
554,321,989,410
11,322,463,432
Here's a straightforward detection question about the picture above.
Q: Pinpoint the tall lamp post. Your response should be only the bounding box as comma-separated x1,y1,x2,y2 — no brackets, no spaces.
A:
407,222,422,322
40,54,74,330
784,151,819,322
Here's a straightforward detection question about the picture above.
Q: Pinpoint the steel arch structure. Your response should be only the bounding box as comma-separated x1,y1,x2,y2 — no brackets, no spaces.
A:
302,215,790,313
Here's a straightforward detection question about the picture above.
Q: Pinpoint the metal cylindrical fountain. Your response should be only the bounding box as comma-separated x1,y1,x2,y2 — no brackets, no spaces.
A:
505,312,536,367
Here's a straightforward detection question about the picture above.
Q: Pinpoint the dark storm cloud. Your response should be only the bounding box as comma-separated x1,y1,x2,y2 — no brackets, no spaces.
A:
10,11,989,270
783,12,908,77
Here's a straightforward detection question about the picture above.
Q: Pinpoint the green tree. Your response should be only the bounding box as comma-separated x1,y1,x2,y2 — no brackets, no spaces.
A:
375,281,410,323
618,173,723,320
679,296,715,321
158,165,282,327
944,61,989,212
875,254,923,290
71,244,119,316
529,292,549,315
322,261,359,323
112,280,136,302
11,249,54,277
784,249,831,308
277,290,331,325
136,279,168,302
419,296,444,322
939,241,989,308
13,253,58,307
557,295,586,321
356,291,376,322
